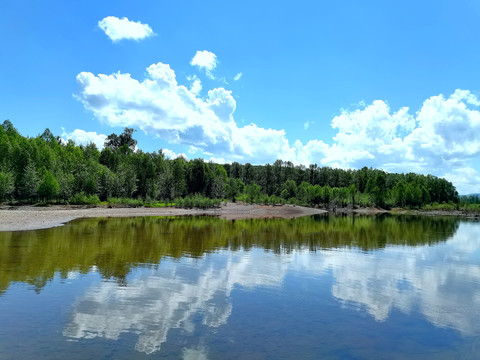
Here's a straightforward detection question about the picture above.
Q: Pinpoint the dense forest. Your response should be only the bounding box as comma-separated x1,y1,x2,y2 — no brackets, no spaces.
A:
0,120,460,209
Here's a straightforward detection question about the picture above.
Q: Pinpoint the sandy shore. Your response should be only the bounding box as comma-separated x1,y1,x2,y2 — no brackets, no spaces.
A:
0,203,327,232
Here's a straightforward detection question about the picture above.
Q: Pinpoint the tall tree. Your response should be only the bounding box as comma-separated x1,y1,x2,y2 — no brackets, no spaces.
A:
37,170,59,202
0,171,14,202
104,128,137,154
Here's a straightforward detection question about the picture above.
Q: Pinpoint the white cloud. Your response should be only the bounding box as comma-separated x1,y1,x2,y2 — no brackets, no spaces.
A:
325,91,480,193
162,148,188,160
303,120,314,130
233,72,242,81
76,62,322,166
187,75,202,96
442,167,480,196
75,58,480,193
98,16,155,42
61,128,107,150
190,51,217,79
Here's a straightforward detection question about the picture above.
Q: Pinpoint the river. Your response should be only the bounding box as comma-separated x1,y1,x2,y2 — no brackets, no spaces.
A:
0,215,478,359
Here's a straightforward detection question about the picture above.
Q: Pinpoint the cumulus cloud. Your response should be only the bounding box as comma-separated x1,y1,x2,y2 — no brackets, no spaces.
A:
98,16,155,42
190,51,217,79
61,128,107,149
186,75,202,96
326,90,480,193
75,61,323,166
162,148,188,160
233,72,242,81
75,58,480,193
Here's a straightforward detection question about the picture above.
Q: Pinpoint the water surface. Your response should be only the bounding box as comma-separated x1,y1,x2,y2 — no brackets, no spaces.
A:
0,215,479,359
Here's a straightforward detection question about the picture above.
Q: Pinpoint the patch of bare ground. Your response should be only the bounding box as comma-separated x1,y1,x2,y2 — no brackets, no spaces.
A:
327,206,388,215
391,208,480,218
0,203,327,232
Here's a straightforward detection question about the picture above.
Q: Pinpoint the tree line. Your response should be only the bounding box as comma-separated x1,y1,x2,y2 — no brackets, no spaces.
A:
0,121,459,208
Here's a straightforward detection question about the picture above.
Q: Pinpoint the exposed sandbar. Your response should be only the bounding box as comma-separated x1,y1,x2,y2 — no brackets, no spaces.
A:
0,203,327,232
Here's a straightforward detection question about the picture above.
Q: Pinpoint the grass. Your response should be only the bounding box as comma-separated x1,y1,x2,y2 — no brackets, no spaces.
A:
174,194,222,209
69,192,101,205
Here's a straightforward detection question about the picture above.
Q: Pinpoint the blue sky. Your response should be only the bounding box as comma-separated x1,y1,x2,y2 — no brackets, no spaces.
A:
1,0,480,193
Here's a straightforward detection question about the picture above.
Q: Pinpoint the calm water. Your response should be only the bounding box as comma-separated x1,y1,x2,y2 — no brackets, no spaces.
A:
0,215,479,359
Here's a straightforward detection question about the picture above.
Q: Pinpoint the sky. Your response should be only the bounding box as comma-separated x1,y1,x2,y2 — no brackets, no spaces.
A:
1,0,480,194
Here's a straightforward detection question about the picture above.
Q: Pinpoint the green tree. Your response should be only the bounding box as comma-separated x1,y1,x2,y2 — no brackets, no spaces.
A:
281,180,297,200
245,183,261,203
57,171,75,201
99,147,119,171
242,163,254,185
17,162,39,201
104,128,137,154
188,159,206,195
0,170,14,202
322,186,332,207
37,170,60,201
226,178,244,202
172,158,187,198
261,163,274,195
98,167,117,201
211,176,226,199
348,184,357,206
158,166,174,201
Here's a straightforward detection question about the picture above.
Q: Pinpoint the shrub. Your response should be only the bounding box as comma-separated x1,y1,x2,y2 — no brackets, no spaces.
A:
70,192,101,205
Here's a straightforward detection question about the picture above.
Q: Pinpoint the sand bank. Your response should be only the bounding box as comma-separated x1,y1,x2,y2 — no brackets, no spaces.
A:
0,203,327,232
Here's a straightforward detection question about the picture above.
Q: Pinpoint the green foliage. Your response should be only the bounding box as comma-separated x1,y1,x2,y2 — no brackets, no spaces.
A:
211,175,226,199
171,158,187,197
245,183,262,203
104,128,137,154
0,121,461,208
459,194,480,204
70,192,100,205
56,172,74,201
0,171,14,202
143,199,174,208
174,194,222,209
281,180,297,199
422,201,480,213
16,162,39,201
226,178,244,202
106,197,144,207
157,166,174,201
37,170,59,201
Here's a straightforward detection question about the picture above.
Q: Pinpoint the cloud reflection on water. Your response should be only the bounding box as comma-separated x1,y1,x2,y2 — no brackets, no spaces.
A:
63,250,289,354
63,222,480,355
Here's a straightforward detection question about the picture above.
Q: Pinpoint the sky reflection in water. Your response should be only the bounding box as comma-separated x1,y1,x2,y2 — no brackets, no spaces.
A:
0,215,479,359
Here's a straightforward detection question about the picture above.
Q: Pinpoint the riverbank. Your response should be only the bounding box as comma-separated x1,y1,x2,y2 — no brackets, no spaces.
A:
390,208,480,218
2,203,478,232
0,203,328,232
